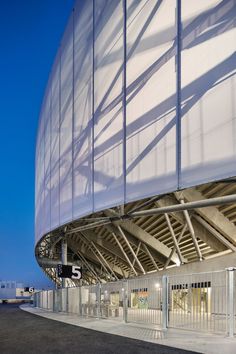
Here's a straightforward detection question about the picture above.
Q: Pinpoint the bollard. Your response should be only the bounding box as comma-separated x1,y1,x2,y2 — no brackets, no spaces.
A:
97,283,101,318
226,268,235,337
123,281,128,323
162,275,168,330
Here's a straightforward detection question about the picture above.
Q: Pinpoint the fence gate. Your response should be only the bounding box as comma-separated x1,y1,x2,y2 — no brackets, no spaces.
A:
100,280,124,320
234,270,236,336
47,290,53,310
167,270,227,334
34,268,235,336
80,284,100,317
127,275,163,325
67,287,80,314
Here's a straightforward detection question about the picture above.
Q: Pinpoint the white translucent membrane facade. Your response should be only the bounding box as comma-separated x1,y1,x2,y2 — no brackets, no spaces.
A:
35,0,236,244
181,0,236,187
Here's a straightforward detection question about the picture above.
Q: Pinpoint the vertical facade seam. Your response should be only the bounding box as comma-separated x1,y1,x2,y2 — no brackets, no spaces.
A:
72,9,75,220
59,46,61,226
176,0,182,190
123,0,127,205
92,0,95,213
49,81,52,232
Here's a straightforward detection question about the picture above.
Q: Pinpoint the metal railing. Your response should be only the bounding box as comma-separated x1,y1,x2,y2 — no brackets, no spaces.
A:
33,268,235,337
168,270,227,333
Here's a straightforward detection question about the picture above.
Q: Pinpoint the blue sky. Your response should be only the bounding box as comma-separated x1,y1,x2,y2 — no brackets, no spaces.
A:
0,0,74,288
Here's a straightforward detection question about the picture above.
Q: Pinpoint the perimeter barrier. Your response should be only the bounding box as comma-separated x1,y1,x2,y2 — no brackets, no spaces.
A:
33,268,235,337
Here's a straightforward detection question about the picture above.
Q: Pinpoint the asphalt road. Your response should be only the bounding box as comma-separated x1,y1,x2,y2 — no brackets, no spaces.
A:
0,304,201,354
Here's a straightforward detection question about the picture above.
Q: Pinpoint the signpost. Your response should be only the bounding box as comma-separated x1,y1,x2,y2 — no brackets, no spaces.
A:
57,265,82,280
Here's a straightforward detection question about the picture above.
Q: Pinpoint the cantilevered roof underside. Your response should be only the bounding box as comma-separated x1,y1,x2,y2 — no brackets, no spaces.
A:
36,180,236,286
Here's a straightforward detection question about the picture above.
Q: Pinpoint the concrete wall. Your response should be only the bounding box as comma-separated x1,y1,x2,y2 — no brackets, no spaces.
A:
158,252,236,277
0,288,16,300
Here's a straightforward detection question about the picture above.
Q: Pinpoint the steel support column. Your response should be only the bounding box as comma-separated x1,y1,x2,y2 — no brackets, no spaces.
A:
162,275,168,330
142,243,159,271
90,240,118,281
164,223,188,269
227,267,235,337
131,194,236,218
61,238,67,288
117,225,146,274
180,199,202,261
112,232,138,276
165,213,184,264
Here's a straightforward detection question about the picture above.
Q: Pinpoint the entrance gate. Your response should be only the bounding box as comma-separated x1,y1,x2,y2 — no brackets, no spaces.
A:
168,270,227,333
127,275,162,326
34,268,235,336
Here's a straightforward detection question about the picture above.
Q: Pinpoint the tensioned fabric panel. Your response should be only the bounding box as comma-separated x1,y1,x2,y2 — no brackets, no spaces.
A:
126,0,177,201
94,0,124,210
73,1,93,219
35,121,41,242
180,0,236,187
50,59,60,230
44,92,51,233
59,17,73,225
38,118,44,241
35,143,39,240
35,0,236,244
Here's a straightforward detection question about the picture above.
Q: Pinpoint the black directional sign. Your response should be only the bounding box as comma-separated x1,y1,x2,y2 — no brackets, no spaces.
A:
24,287,35,293
57,265,82,280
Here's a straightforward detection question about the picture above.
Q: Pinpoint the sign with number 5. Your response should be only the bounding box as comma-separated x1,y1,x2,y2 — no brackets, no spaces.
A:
71,266,82,280
57,264,82,279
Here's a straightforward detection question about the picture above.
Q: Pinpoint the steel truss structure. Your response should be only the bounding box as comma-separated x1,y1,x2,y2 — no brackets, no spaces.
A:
36,180,236,286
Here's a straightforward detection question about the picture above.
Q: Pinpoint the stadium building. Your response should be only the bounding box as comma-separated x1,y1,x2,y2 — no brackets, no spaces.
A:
0,281,35,303
35,0,236,335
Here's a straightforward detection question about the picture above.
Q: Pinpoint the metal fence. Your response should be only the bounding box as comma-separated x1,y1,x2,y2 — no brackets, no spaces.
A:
168,270,227,333
127,274,163,325
234,271,236,336
33,268,235,337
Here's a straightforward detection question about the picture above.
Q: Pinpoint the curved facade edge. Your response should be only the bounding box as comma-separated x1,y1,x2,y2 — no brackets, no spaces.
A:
35,0,236,243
